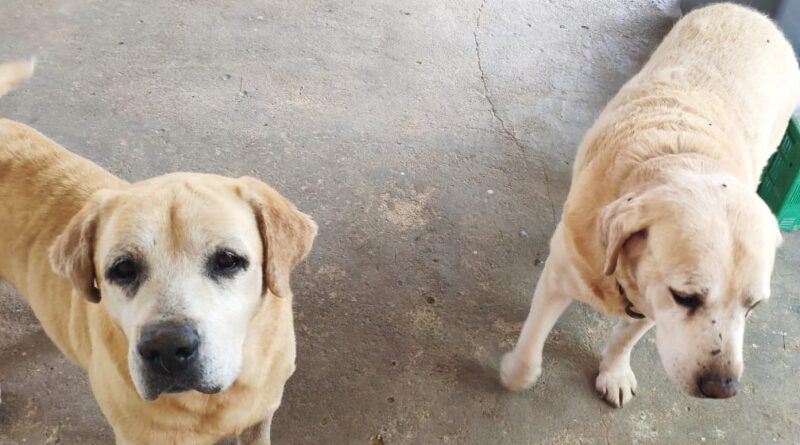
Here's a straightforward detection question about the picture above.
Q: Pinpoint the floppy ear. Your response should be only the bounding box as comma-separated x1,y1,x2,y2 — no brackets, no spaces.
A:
598,191,653,276
239,176,317,298
49,197,104,303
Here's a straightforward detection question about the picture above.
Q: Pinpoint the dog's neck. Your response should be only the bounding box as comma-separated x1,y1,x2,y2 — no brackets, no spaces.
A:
622,152,747,192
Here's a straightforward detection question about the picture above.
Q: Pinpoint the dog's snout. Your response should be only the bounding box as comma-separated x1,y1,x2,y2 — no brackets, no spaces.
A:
137,322,200,375
698,374,738,399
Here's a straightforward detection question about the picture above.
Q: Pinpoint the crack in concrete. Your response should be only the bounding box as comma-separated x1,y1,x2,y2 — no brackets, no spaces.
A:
472,0,558,228
542,167,558,227
473,0,523,153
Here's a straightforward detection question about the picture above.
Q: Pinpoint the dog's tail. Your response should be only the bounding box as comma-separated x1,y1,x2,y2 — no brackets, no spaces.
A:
0,59,35,99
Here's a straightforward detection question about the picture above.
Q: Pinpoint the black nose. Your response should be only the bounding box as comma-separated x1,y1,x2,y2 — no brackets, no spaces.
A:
137,322,200,375
698,374,738,399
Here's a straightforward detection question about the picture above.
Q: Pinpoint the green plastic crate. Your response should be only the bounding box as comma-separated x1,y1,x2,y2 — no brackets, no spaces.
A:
758,117,800,231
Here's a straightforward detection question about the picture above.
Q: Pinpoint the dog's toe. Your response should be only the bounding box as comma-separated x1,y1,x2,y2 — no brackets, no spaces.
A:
595,365,638,408
500,352,541,391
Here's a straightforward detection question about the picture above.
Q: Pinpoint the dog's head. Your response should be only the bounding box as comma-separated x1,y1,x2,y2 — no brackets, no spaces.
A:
600,169,779,399
49,173,316,401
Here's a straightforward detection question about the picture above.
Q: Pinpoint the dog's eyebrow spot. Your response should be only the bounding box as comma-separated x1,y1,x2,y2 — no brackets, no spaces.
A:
232,185,244,199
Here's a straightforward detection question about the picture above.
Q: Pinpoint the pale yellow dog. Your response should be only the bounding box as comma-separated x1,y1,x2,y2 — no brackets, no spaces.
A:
502,4,800,407
0,61,316,444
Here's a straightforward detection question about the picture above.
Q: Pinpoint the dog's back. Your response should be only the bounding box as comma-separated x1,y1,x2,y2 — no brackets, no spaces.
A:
0,61,124,365
574,3,800,188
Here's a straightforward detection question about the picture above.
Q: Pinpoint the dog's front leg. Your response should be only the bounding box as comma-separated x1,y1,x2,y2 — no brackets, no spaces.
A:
237,415,273,445
500,256,573,391
595,317,654,408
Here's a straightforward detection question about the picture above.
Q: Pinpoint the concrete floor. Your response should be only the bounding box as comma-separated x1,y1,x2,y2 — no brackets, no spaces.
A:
1,0,799,444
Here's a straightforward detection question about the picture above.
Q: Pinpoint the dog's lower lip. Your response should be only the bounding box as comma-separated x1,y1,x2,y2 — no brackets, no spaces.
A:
153,382,223,396
197,385,223,395
164,384,189,394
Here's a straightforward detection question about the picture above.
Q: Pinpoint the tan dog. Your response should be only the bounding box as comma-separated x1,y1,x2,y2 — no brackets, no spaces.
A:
501,4,800,407
0,61,316,444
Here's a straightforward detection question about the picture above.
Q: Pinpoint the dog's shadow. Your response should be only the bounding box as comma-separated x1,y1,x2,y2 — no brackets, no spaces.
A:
453,331,602,402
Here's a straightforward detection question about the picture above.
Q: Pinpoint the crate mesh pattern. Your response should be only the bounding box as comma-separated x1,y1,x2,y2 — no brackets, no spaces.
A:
758,117,800,231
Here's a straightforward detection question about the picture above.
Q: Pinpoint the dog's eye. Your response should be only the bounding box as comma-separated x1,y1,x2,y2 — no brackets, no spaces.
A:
745,300,762,318
107,258,139,285
670,288,702,310
210,251,247,276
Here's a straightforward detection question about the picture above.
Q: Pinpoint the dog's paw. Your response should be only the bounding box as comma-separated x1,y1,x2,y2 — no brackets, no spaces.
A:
595,363,637,408
500,352,541,391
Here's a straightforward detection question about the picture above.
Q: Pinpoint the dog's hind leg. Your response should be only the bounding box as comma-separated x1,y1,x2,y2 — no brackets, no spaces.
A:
595,317,654,408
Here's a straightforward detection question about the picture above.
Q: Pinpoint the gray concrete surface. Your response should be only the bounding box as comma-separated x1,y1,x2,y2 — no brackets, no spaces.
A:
1,1,799,444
